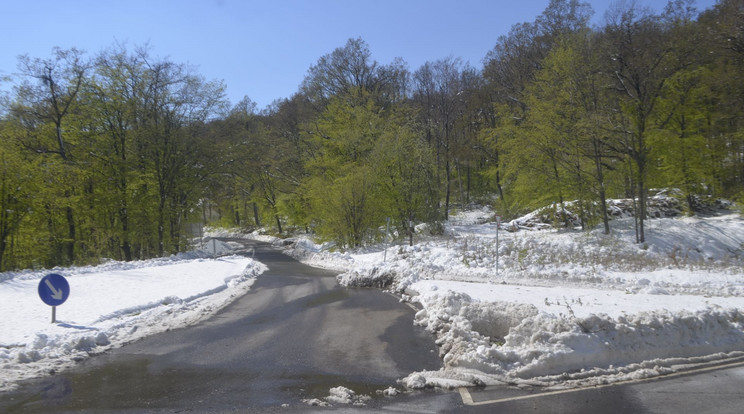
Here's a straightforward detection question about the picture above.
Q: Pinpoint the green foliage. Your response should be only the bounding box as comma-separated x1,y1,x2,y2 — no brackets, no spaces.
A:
298,95,439,247
650,67,716,212
306,167,380,247
0,121,37,270
371,114,438,232
0,45,227,269
301,97,385,246
2,1,744,268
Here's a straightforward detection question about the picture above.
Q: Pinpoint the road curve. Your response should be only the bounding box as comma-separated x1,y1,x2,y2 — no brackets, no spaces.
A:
0,240,442,413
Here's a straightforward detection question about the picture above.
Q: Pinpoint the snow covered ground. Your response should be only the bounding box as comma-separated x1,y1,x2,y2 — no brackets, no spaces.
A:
0,241,266,391
285,204,744,390
1,201,743,401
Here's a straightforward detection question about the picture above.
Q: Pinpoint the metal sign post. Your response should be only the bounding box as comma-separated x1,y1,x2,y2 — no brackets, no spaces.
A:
38,273,70,323
495,215,501,281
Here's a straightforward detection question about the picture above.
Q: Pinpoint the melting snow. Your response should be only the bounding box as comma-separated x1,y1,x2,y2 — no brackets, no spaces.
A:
287,205,744,389
0,241,265,391
2,205,743,394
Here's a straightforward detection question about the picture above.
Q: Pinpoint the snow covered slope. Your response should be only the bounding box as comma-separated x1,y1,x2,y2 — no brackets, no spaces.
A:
287,205,744,389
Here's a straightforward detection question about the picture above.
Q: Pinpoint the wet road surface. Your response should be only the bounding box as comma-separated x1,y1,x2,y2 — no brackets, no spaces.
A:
0,240,442,413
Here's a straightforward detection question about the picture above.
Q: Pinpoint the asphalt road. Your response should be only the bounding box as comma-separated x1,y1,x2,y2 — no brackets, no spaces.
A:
455,359,744,414
4,240,744,413
0,240,443,413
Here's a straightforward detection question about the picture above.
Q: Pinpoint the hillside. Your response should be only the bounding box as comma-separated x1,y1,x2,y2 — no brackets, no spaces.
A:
283,198,744,388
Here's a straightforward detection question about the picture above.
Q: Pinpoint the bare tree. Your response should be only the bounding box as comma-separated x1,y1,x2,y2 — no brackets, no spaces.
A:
15,47,90,160
412,57,470,220
301,37,409,108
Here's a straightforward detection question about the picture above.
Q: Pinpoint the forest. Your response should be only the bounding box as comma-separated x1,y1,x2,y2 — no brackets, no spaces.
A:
0,0,741,271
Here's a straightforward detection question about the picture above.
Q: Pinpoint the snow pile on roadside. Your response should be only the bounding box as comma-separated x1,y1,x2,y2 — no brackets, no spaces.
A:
332,212,744,296
283,202,744,388
303,386,372,407
502,193,734,231
0,254,265,391
204,226,278,244
403,288,744,389
203,227,358,271
284,238,357,271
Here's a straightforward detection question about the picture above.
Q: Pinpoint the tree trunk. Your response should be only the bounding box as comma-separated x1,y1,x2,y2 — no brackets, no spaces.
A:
444,160,451,220
408,213,414,247
637,175,646,244
157,202,165,257
635,136,648,244
120,206,132,261
65,205,75,264
627,160,640,244
466,164,471,205
496,169,505,202
593,138,610,235
253,202,260,227
456,160,465,210
56,123,67,160
275,215,282,234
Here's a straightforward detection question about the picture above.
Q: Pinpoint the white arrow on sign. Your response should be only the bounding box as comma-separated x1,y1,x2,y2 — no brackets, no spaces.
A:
45,279,64,300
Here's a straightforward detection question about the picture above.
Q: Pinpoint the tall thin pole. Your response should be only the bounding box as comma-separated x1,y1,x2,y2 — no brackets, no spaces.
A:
495,215,501,281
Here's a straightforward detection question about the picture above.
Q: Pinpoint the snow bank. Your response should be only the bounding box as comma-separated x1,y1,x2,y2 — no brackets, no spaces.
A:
408,288,744,388
281,202,744,388
302,385,402,407
284,238,356,271
0,254,266,391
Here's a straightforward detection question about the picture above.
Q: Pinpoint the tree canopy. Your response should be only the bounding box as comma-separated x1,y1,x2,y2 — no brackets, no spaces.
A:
0,0,742,268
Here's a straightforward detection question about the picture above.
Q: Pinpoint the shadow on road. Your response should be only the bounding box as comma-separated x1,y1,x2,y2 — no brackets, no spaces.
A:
0,239,443,413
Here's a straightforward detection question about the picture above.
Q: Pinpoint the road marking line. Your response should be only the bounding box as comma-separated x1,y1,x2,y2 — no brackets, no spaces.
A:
403,301,418,311
458,387,475,405
459,357,744,406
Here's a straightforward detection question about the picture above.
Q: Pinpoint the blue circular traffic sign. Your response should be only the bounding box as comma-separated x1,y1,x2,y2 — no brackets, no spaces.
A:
38,273,70,306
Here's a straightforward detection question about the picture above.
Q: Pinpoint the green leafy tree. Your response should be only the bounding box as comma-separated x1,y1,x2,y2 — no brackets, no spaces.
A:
652,66,716,213
698,0,744,200
372,112,438,244
482,0,595,219
82,46,145,260
127,51,227,255
307,166,380,247
604,4,686,243
517,33,619,231
0,120,36,270
303,97,384,246
12,47,90,264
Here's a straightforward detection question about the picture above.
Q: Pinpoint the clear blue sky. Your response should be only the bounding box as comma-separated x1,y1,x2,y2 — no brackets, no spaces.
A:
0,0,719,110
